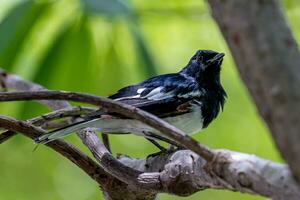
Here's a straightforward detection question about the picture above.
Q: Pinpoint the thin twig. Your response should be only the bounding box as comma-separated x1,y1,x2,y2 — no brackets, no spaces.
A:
0,106,95,143
102,134,111,152
29,106,96,126
0,70,69,109
0,130,17,143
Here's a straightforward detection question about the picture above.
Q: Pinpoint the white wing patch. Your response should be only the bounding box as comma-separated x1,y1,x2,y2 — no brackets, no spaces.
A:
137,88,146,94
177,90,202,98
114,95,141,101
145,86,163,97
114,87,146,101
115,86,178,101
145,86,174,100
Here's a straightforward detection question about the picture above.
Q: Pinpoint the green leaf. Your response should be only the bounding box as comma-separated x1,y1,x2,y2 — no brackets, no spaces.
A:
32,24,74,87
98,26,126,95
128,22,157,76
0,1,50,70
18,21,76,119
82,0,131,17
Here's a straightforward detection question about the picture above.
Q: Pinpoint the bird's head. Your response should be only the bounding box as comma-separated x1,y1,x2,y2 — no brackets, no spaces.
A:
181,50,225,86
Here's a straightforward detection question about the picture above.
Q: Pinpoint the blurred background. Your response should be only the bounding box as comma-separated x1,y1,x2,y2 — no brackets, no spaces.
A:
0,0,299,199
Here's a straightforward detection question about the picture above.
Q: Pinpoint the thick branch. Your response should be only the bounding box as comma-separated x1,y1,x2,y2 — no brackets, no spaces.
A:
120,149,300,200
78,128,161,189
208,0,300,182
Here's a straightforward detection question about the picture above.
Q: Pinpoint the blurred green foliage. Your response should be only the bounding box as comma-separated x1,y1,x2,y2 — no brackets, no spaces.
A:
0,0,299,199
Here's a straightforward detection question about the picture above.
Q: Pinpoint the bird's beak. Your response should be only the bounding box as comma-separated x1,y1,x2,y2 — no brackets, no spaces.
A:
208,53,225,64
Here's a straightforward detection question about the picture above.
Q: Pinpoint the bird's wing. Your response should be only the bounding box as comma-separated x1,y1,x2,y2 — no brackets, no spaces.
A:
108,73,203,117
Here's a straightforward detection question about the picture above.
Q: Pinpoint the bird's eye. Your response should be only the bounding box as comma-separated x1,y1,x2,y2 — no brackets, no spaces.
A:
197,56,204,63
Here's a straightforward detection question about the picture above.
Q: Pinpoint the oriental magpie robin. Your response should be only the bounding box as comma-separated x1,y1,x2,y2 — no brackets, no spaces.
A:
35,50,226,146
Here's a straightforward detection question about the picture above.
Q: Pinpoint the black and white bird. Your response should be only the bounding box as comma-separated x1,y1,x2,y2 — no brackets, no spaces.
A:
35,50,226,146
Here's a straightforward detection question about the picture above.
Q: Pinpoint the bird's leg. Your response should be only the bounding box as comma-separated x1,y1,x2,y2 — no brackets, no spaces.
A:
144,132,183,148
146,138,167,152
144,132,185,159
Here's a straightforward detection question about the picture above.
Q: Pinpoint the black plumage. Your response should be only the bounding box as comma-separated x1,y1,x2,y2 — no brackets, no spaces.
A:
109,50,226,127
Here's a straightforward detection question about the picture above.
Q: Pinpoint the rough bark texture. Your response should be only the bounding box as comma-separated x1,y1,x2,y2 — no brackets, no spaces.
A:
208,0,300,182
122,150,300,199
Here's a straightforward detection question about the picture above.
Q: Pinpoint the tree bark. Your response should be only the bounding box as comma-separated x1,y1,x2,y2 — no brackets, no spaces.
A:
208,0,300,183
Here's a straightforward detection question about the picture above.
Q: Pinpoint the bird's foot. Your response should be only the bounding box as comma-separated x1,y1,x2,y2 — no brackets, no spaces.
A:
146,148,169,159
146,144,185,159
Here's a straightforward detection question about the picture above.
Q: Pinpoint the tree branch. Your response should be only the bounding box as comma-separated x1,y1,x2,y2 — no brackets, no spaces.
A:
0,106,95,143
120,149,300,199
208,0,300,183
0,69,69,109
0,115,111,185
78,128,161,189
0,90,214,162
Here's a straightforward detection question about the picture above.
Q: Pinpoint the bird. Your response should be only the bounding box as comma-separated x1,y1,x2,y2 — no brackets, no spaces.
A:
35,50,227,148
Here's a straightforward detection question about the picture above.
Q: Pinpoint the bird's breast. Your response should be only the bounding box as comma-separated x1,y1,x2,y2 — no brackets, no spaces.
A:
163,104,203,135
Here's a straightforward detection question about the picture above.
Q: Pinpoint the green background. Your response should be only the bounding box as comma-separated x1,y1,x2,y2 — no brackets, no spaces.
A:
0,0,298,199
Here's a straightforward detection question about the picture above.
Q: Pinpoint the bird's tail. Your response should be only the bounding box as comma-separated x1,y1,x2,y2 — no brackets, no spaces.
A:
34,118,99,144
